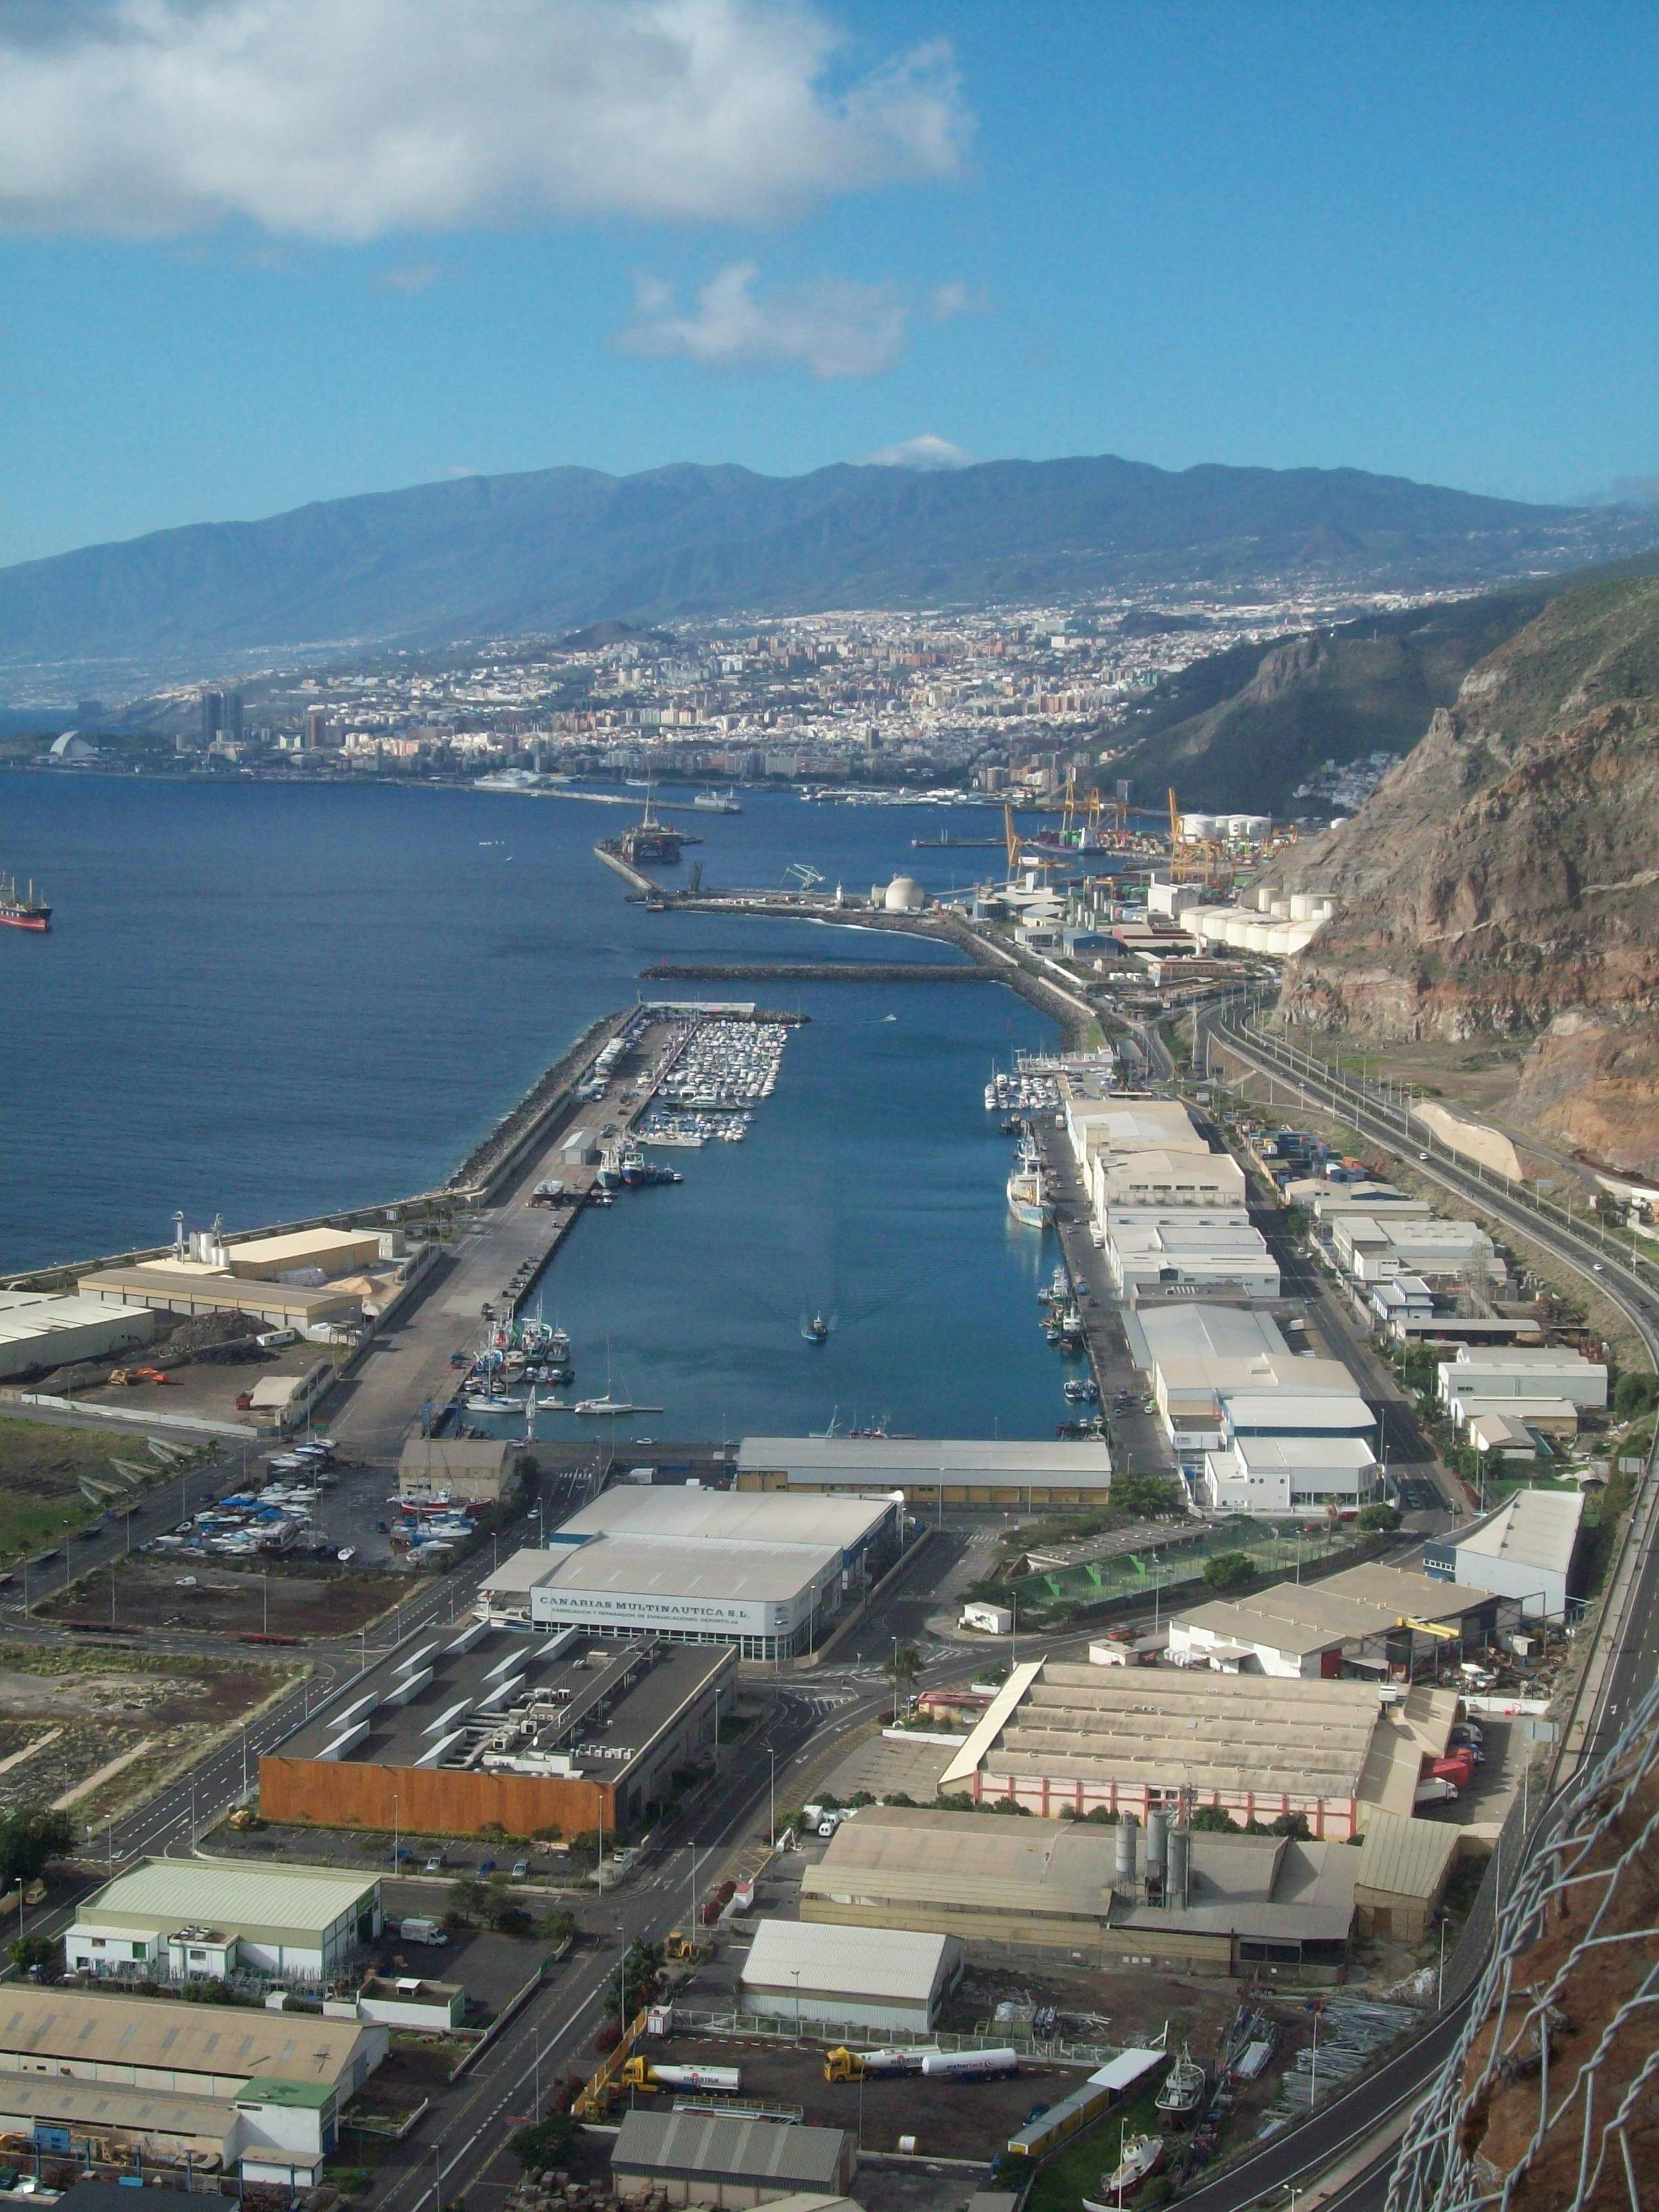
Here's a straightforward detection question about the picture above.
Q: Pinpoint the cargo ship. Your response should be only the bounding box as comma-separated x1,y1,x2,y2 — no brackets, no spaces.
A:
0,876,50,932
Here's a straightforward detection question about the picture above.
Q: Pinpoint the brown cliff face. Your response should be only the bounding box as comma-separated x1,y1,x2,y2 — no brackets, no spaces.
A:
1273,572,1659,1176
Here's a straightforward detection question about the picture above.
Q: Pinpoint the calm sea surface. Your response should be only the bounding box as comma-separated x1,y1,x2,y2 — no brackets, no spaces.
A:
1,774,1072,1438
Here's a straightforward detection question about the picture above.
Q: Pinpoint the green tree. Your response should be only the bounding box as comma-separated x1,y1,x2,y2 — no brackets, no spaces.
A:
1189,1805,1240,1833
1109,1473,1185,1519
0,1808,73,1888
7,1935,56,1976
539,1907,577,1950
1269,1812,1311,1840
1614,1372,1659,1421
510,2113,579,2172
1357,1503,1401,1534
1202,1552,1256,1593
444,1876,487,1928
889,1644,923,1703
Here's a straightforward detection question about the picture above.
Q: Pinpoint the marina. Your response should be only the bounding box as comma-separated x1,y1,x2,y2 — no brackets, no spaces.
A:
2,776,1068,1450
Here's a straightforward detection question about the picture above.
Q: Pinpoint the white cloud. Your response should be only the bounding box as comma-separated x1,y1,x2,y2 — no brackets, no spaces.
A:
376,262,443,296
862,434,974,470
927,279,986,320
0,0,970,240
618,260,907,379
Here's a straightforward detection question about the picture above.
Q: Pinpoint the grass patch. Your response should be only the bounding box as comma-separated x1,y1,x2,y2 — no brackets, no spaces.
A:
0,1416,181,1565
1022,2081,1168,2212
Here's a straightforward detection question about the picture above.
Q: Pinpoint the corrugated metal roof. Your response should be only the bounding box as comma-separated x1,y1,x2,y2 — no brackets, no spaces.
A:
1355,1809,1460,1901
0,1987,367,2082
1454,1489,1584,1576
0,2078,237,2142
565,1491,896,1550
540,1532,839,1601
74,1860,376,1940
613,2110,848,2186
740,1919,959,2003
736,1438,1111,1480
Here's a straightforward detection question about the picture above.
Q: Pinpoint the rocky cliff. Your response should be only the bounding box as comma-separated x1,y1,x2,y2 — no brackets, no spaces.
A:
1274,571,1659,1176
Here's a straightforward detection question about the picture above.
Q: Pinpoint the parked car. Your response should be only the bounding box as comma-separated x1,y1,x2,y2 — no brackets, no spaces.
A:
511,1858,530,1880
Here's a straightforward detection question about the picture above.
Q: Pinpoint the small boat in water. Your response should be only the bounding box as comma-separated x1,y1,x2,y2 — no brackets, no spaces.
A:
573,1397,663,1417
462,1393,526,1414
805,1314,830,1343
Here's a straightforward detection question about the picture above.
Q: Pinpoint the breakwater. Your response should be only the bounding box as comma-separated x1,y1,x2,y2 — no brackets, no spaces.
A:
639,960,992,983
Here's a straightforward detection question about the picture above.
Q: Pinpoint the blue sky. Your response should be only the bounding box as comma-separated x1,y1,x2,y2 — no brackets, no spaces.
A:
3,0,1656,564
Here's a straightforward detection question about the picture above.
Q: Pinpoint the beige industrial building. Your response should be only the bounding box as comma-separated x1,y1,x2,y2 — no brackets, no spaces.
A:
612,2111,856,2207
1351,1811,1461,1943
399,1436,525,1505
1168,1561,1503,1682
735,1436,1112,1507
0,1289,155,1379
930,1652,1463,1838
77,1262,362,1332
0,1985,385,2189
801,1805,1358,1979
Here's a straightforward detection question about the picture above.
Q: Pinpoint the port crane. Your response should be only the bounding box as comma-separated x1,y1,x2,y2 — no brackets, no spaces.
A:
785,862,825,893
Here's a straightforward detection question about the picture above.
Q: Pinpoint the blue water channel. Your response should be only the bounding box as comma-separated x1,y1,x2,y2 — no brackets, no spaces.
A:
1,773,1072,1438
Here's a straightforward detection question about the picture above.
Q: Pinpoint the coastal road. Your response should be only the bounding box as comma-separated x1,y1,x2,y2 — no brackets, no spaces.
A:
1156,994,1659,2212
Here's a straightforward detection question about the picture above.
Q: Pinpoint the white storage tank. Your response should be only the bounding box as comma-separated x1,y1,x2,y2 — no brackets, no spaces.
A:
1283,921,1320,953
883,875,928,912
1197,908,1237,942
1223,915,1256,948
1289,893,1317,921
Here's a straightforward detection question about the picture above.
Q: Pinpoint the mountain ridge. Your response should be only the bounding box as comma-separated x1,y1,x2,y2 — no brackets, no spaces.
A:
1274,569,1659,1176
4,451,1654,693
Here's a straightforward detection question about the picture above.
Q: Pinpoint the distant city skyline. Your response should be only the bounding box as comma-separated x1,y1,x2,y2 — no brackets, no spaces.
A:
3,0,1655,566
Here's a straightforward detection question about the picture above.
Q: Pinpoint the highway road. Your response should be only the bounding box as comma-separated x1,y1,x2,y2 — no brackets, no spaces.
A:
1166,993,1659,2212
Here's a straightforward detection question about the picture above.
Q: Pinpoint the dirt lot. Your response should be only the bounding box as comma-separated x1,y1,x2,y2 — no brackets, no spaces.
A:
71,1343,330,1429
944,1960,1246,2059
641,2032,1076,2160
0,1642,291,1822
38,1554,407,1639
0,1415,202,1564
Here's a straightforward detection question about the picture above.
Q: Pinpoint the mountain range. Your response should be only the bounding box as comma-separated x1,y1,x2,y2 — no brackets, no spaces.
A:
1274,566,1659,1177
3,453,1654,694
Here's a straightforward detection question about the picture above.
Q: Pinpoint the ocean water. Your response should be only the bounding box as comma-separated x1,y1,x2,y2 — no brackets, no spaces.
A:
1,773,1072,1438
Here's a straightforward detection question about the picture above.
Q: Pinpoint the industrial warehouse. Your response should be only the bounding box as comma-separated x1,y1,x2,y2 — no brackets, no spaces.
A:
64,1861,382,1984
0,1986,385,2189
738,1921,964,2035
930,1649,1466,1836
477,1488,903,1660
734,1436,1113,1507
260,1623,734,1840
799,1805,1360,1979
1166,1561,1508,1680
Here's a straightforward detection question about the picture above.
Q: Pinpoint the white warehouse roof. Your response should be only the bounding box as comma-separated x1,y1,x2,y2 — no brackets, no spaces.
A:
741,1919,962,2003
1452,1489,1584,1576
562,1488,897,1554
72,1859,376,1938
537,1534,840,1605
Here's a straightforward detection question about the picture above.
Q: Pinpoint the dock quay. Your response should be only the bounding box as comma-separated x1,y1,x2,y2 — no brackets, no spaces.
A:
638,959,993,983
617,868,1097,1048
326,1001,793,1457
